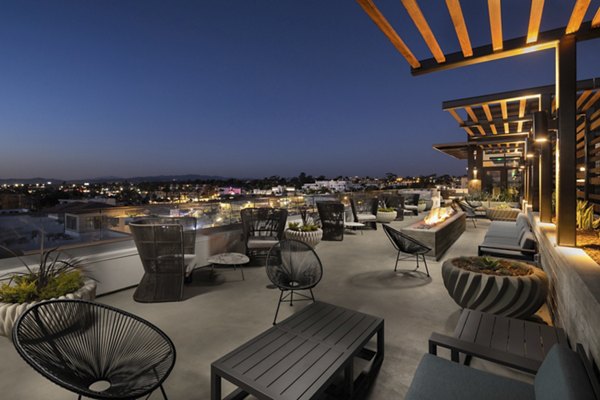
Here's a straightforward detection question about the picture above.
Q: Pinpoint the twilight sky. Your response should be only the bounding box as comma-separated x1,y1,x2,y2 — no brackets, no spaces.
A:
1,1,599,180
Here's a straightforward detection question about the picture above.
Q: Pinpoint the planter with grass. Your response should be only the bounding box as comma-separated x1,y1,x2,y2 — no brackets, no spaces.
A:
284,222,323,248
441,256,548,318
376,207,397,223
0,248,96,340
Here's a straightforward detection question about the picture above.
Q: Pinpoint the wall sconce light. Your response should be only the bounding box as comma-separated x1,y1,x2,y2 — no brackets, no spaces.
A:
473,167,478,179
533,111,549,143
580,167,586,172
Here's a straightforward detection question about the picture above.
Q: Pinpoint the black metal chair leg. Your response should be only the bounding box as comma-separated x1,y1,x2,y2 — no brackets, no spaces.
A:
422,255,430,277
273,290,284,325
310,289,315,302
290,290,293,306
394,251,400,272
160,384,169,400
416,254,420,270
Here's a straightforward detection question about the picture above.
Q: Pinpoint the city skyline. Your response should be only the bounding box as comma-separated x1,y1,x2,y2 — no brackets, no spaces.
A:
2,1,600,179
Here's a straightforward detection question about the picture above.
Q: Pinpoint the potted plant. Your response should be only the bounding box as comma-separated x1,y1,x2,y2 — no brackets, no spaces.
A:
0,246,96,340
441,256,547,318
376,207,397,223
284,222,323,248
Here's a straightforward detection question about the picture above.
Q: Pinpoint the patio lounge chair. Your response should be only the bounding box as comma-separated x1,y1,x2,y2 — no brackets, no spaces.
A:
406,343,599,400
478,213,537,261
316,201,345,241
382,224,431,276
266,239,323,325
130,220,188,302
13,299,176,400
456,200,484,228
241,208,288,258
350,197,378,229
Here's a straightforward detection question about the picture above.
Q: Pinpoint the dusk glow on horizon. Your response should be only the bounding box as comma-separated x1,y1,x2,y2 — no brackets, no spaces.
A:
1,1,599,180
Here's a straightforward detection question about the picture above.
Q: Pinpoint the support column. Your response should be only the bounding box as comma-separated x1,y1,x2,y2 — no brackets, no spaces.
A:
583,114,590,201
532,154,540,211
556,36,577,246
537,102,553,223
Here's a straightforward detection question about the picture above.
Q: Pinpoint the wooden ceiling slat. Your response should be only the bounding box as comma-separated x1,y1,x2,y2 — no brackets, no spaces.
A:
448,108,464,124
357,0,421,68
445,0,473,57
401,0,445,63
590,108,600,122
527,0,545,44
500,100,509,133
577,90,593,109
582,91,600,111
488,0,503,51
593,7,600,28
465,127,475,136
577,121,586,133
592,118,600,131
566,0,591,34
517,98,526,132
476,126,487,136
465,106,478,121
481,104,498,134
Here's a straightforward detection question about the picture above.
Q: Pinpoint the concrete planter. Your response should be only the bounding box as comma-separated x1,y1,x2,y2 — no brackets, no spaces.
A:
0,279,97,340
284,229,323,248
441,257,548,318
376,211,397,223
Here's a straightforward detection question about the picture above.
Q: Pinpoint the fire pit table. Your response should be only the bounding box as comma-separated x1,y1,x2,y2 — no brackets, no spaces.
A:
401,209,466,260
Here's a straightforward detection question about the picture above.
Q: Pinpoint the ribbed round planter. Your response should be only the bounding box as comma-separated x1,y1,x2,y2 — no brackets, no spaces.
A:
376,211,397,223
284,229,323,248
0,279,97,340
441,258,548,318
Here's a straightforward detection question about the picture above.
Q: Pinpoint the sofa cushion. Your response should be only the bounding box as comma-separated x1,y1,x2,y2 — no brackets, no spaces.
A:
516,213,530,231
535,344,596,400
247,237,279,249
406,354,534,400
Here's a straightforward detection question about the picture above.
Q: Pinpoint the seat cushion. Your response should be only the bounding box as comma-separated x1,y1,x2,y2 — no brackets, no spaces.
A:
247,237,279,249
519,231,537,254
406,354,534,400
535,344,596,400
356,213,376,222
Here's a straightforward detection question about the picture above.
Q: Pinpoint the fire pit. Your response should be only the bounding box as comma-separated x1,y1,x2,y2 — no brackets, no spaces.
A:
401,210,466,260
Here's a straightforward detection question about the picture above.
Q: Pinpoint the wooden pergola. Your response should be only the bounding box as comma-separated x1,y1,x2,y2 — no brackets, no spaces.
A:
357,0,600,246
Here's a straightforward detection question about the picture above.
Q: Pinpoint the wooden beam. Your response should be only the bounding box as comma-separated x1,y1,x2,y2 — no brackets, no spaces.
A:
412,22,600,76
500,100,509,133
465,127,475,136
593,7,600,28
356,0,421,68
447,108,464,124
464,106,478,121
566,0,591,34
481,104,498,134
518,98,526,132
488,0,503,51
401,0,445,63
445,0,473,57
582,91,600,111
577,90,593,109
460,114,533,127
527,0,545,44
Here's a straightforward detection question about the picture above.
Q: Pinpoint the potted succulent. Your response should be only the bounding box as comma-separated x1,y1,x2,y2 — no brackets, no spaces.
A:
0,245,96,340
376,207,397,223
284,222,323,248
441,256,547,318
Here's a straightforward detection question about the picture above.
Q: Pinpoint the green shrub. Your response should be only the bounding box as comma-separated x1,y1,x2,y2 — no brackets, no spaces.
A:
378,207,395,213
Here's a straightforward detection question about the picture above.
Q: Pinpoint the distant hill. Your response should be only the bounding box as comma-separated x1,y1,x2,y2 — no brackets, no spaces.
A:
0,175,233,184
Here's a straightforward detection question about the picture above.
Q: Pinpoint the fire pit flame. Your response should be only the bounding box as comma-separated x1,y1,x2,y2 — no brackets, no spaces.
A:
424,207,454,226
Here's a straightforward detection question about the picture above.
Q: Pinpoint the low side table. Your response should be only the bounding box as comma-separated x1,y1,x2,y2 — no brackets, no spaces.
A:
207,252,249,281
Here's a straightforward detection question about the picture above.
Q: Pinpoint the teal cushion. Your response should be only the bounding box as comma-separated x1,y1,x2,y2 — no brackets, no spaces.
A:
406,354,534,400
535,344,596,400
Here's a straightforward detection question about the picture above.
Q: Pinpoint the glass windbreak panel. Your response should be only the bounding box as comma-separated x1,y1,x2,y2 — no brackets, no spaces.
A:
0,195,342,258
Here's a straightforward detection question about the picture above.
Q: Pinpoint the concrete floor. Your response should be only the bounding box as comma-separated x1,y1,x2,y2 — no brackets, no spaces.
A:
0,216,534,399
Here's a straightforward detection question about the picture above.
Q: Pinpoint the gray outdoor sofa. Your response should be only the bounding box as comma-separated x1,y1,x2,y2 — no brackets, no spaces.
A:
478,213,538,261
406,344,598,400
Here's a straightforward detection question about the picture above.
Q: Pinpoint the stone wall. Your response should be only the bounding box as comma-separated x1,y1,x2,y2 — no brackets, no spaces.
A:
529,211,600,363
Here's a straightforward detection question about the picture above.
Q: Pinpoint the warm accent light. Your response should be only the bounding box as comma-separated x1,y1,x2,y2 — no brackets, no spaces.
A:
580,167,586,172
533,110,549,143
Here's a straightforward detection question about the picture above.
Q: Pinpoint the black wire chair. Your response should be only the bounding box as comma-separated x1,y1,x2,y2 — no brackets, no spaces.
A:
12,299,176,400
349,197,378,229
382,224,431,277
129,221,186,303
266,240,323,325
456,200,479,228
241,208,288,258
316,201,345,241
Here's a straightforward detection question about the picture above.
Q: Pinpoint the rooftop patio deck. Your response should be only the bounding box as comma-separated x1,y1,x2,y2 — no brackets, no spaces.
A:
0,216,533,399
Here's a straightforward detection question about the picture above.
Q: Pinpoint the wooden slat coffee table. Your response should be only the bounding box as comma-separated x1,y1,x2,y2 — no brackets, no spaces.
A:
211,301,384,400
429,308,567,374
